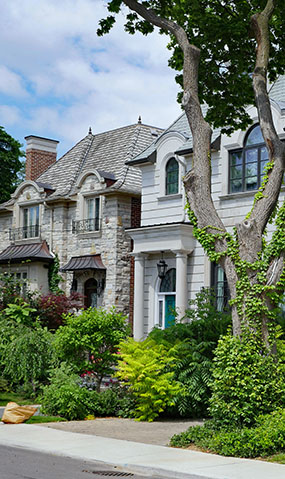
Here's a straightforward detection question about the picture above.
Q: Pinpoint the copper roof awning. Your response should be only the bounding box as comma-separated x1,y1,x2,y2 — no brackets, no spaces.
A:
61,254,106,272
0,241,54,264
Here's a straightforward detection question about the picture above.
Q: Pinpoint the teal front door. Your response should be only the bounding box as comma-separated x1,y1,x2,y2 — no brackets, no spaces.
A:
165,295,176,328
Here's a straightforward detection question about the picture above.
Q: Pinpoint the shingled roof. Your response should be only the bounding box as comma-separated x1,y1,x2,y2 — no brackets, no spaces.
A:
128,76,285,166
37,122,163,198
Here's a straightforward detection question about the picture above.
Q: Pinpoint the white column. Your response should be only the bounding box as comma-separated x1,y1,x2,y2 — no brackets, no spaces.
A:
174,250,188,321
133,254,145,340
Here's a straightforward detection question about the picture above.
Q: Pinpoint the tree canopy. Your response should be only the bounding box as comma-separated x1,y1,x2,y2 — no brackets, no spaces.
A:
0,126,25,204
98,0,285,134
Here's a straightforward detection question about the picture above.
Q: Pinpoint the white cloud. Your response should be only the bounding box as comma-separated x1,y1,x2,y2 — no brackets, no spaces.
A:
0,105,22,126
0,0,182,156
0,66,28,97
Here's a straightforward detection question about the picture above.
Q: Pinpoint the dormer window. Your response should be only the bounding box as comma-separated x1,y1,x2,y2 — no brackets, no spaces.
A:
229,124,268,193
22,205,40,238
165,158,179,195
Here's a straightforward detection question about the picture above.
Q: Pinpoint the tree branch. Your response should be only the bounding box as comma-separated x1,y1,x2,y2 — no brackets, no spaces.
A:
122,0,226,234
249,0,285,233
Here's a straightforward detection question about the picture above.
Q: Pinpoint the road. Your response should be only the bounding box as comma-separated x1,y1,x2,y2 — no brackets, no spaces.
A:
0,445,166,479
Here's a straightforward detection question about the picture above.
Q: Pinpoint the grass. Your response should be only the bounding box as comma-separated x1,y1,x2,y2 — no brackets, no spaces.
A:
0,391,35,406
266,453,285,464
26,415,67,424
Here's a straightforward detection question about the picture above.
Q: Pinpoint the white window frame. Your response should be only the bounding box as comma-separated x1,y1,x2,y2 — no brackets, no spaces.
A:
20,203,40,239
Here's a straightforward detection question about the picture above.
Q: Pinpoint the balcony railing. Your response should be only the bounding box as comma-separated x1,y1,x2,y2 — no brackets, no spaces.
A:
72,218,100,234
9,225,41,241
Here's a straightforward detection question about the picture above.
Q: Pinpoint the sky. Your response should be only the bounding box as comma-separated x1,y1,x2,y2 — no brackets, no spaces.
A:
0,0,182,159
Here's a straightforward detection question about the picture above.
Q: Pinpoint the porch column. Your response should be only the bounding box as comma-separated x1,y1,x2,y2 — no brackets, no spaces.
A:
133,253,145,340
174,250,188,321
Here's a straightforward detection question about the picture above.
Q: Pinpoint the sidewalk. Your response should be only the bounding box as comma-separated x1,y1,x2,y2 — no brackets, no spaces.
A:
0,422,284,479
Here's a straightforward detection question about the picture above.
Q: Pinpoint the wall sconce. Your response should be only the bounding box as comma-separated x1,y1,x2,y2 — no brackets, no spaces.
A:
157,252,168,279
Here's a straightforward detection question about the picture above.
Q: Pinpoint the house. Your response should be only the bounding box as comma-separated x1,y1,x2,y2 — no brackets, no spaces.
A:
0,120,163,323
127,77,285,340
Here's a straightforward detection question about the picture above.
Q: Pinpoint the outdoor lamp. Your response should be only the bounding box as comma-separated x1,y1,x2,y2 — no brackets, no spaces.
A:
157,252,168,279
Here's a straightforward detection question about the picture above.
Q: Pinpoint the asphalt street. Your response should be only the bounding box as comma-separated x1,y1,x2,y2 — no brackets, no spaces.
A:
0,445,171,479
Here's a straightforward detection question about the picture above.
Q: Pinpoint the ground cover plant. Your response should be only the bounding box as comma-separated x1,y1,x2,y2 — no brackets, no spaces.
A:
171,409,285,458
170,329,285,457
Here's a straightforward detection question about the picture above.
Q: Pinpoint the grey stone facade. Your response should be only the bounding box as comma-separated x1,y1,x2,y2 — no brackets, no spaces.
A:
0,122,163,318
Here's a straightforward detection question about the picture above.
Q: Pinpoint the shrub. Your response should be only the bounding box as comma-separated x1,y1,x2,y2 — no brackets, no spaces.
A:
117,338,182,421
54,307,129,391
90,386,136,418
2,324,54,393
170,409,285,458
209,333,285,428
36,292,83,330
3,298,37,327
40,364,95,420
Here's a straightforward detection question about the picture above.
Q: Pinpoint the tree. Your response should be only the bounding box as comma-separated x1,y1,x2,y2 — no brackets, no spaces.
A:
99,0,285,346
0,126,25,204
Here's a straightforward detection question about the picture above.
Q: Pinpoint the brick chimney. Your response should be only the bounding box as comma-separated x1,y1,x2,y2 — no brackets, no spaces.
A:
25,135,59,181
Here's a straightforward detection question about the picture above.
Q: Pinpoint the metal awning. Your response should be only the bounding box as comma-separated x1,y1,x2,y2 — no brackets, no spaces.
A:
0,241,54,264
61,254,106,272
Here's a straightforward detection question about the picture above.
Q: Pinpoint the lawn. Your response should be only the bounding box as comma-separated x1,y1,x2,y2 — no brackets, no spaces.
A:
0,391,35,406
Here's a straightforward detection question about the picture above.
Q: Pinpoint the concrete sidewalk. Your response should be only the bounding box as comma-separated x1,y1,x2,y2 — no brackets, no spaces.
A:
0,423,284,479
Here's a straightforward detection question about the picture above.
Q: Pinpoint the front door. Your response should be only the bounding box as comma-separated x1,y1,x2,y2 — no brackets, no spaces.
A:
84,278,98,309
165,294,176,328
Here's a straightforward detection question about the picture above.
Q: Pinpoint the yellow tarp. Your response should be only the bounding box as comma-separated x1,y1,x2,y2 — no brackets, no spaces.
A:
1,402,37,424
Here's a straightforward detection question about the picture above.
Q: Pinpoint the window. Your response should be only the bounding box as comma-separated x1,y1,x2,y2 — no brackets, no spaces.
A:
22,205,39,238
165,158,179,195
211,263,230,312
157,268,176,329
229,125,269,193
86,197,100,231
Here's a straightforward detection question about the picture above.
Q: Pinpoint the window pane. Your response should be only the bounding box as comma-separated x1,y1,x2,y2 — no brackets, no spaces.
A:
230,179,243,193
166,158,179,195
211,263,230,312
246,176,258,190
229,151,242,193
87,198,94,219
245,162,257,177
23,208,28,228
160,268,176,292
245,148,258,164
245,125,264,146
159,300,163,327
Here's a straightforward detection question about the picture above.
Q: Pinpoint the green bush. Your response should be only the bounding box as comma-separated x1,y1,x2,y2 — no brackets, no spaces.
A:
91,386,136,418
170,409,285,458
209,333,285,428
41,365,135,420
40,364,95,420
116,338,182,421
2,324,54,393
54,307,129,391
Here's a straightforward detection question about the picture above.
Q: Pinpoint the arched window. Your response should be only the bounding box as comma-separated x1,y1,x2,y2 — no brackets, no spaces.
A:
165,158,179,195
229,124,268,193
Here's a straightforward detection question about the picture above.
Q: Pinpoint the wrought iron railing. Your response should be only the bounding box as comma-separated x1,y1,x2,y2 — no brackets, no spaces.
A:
9,225,41,241
72,218,100,234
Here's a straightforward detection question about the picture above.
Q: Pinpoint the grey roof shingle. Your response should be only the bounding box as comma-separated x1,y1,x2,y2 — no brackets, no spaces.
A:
128,76,285,166
37,123,163,198
128,105,221,165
